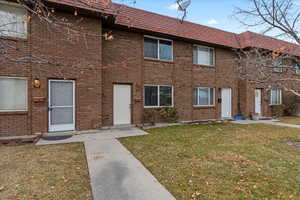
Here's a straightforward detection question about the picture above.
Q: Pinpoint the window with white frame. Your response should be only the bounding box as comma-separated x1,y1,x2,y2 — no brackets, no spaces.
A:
0,77,28,111
293,62,300,74
193,87,215,106
193,45,215,66
0,0,27,38
273,59,283,72
144,36,173,61
270,89,282,105
144,85,173,107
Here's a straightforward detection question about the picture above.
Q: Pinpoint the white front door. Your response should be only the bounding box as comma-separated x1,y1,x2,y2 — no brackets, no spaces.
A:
48,80,75,132
221,88,232,119
255,89,262,115
113,84,131,125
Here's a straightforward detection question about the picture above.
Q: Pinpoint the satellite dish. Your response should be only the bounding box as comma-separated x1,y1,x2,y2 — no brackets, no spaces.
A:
177,0,191,11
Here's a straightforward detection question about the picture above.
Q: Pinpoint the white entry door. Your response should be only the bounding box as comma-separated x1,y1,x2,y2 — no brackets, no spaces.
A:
48,80,75,132
221,88,232,119
255,89,262,115
113,84,131,125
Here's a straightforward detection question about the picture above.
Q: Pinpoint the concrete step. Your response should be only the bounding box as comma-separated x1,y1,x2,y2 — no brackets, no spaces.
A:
0,134,41,146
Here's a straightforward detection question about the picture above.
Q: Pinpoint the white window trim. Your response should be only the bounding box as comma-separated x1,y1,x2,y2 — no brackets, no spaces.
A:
193,44,215,67
144,35,174,61
144,85,174,108
0,0,28,39
293,64,300,75
193,87,215,107
273,59,284,73
0,76,28,112
270,89,282,105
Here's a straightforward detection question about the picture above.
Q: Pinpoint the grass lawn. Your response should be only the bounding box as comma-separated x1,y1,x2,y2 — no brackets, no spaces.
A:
279,116,300,125
120,123,300,200
0,143,91,200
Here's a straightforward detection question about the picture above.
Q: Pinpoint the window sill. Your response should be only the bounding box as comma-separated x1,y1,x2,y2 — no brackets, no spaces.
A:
0,35,28,42
269,104,282,106
144,106,174,109
193,64,215,68
144,58,174,64
0,111,28,115
193,105,215,109
272,71,283,73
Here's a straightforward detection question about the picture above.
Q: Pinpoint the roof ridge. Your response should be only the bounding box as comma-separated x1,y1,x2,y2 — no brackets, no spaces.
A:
240,31,299,46
112,2,300,52
112,2,238,36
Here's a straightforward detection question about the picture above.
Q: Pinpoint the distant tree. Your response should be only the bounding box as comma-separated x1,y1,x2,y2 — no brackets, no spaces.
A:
234,0,300,96
235,0,300,44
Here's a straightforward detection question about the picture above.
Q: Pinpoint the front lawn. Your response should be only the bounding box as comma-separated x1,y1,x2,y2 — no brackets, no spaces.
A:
279,116,300,125
0,143,91,200
120,123,300,200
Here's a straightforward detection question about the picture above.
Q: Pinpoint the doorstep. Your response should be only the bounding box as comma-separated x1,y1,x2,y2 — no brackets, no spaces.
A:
0,134,41,145
42,129,101,137
100,124,136,130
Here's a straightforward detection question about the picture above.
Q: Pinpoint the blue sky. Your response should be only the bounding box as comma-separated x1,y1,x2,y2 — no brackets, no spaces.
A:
112,0,300,36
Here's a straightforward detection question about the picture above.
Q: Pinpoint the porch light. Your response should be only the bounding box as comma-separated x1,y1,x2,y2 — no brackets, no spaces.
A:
33,78,41,88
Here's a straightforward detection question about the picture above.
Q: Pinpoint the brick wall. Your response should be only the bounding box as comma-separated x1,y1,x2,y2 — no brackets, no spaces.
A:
0,11,102,136
102,27,239,125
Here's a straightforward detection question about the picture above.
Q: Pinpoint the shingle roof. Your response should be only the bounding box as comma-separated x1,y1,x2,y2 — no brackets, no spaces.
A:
112,3,240,48
46,0,116,15
112,3,300,56
237,31,300,56
46,1,300,56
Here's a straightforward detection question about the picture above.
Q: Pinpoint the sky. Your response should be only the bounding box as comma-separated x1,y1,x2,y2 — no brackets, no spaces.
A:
112,0,300,37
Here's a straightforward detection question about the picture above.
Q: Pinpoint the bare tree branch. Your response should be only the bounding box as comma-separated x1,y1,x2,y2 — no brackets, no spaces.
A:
234,0,300,44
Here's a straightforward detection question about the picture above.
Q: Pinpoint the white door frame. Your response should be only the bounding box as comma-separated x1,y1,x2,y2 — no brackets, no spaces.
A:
255,89,262,116
221,88,232,119
48,79,75,132
113,84,132,125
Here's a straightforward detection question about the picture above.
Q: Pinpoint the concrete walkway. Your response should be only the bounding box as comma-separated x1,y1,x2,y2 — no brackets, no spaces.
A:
37,127,176,200
231,120,300,128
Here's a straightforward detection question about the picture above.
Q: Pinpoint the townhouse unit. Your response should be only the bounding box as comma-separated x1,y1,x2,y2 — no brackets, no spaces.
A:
1,0,299,136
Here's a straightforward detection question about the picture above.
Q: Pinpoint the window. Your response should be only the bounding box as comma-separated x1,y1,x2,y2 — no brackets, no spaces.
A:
293,62,300,74
144,36,173,61
0,1,27,38
144,85,173,107
273,59,283,72
193,45,215,66
0,77,28,111
270,89,282,105
193,87,215,106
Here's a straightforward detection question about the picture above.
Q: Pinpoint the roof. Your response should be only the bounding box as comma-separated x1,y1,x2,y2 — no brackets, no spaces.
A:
237,31,300,56
112,3,240,48
46,0,116,15
112,3,300,56
46,1,300,56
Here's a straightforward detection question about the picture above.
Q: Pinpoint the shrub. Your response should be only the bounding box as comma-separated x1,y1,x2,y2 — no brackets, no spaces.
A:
159,107,179,122
283,94,299,116
270,105,285,118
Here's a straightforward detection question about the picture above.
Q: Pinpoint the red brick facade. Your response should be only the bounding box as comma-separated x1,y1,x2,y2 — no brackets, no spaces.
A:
0,11,102,136
1,1,299,136
102,28,239,126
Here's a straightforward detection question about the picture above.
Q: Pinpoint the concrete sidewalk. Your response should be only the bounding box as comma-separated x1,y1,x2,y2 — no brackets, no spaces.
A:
37,127,176,200
231,120,300,129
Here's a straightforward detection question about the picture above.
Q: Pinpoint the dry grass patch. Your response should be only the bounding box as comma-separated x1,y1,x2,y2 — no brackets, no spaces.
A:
120,123,300,200
0,143,91,200
279,116,300,125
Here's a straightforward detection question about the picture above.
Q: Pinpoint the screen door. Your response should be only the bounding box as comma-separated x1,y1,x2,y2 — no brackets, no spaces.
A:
48,80,75,132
